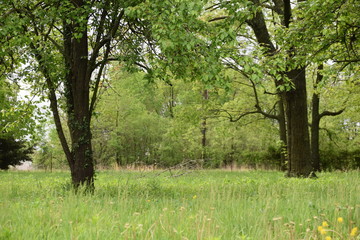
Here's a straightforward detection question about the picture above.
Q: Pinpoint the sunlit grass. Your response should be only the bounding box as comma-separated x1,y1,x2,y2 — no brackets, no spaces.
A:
0,170,359,239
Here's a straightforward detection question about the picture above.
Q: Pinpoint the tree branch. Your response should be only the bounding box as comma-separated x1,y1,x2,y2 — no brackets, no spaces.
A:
88,9,125,72
89,42,111,116
319,109,345,119
208,16,228,22
29,43,72,166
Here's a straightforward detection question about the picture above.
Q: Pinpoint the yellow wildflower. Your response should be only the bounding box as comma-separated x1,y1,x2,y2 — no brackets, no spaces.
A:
318,226,327,235
193,195,197,199
337,217,343,223
322,221,329,227
350,227,358,237
325,236,332,240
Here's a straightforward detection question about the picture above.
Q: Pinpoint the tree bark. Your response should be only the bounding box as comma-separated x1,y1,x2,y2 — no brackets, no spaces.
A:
277,97,288,171
311,65,322,172
285,68,313,177
67,26,94,189
311,95,321,172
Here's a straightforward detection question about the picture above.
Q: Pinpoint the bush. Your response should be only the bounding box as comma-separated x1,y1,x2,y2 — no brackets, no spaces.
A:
320,149,360,171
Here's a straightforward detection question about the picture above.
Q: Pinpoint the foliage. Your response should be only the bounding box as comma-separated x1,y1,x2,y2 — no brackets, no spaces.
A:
0,79,38,141
0,78,37,170
36,60,359,171
2,0,360,176
87,66,282,169
33,124,67,170
0,0,161,187
0,137,33,170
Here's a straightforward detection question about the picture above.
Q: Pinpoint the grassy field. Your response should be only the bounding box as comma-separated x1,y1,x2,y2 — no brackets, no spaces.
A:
0,170,359,240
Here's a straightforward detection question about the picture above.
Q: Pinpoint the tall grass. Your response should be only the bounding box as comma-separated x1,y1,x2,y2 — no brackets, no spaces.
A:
0,170,359,239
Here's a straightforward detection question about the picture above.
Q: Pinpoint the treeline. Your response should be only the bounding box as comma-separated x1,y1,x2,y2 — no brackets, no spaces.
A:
34,67,360,171
2,0,359,183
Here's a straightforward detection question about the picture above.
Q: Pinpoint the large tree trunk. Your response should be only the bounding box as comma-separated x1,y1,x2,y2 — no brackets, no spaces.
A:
69,30,94,189
285,68,313,177
62,5,95,189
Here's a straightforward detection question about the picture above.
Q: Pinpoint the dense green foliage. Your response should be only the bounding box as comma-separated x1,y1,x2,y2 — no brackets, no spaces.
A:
1,170,360,239
0,137,33,170
0,79,38,140
1,0,359,177
0,79,37,170
35,65,360,171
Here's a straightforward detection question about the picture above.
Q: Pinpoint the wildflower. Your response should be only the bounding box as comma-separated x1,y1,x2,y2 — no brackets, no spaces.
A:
325,236,332,240
318,226,327,235
146,200,151,202
350,227,358,237
124,223,131,229
337,217,343,223
193,195,197,199
322,221,329,227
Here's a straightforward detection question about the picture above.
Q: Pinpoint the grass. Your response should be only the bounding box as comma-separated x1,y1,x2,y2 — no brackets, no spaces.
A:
0,170,359,239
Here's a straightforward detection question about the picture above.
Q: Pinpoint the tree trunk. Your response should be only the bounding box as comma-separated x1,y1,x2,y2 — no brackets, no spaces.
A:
311,65,322,172
311,95,321,172
201,89,209,165
62,10,95,190
310,64,344,172
285,68,313,177
70,124,94,189
278,97,288,171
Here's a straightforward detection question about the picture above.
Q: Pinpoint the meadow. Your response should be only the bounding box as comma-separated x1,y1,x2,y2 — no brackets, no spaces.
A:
0,170,359,240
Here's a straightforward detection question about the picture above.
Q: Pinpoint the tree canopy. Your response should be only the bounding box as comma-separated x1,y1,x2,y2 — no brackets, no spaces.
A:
1,0,359,186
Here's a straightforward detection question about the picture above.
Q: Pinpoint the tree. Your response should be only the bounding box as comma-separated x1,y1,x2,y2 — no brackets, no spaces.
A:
136,0,315,176
92,68,167,167
0,78,36,170
286,0,359,171
1,0,150,189
0,137,33,170
310,65,344,171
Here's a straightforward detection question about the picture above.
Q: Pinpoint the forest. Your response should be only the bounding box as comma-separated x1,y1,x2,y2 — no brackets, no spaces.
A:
1,0,359,181
1,0,360,239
